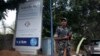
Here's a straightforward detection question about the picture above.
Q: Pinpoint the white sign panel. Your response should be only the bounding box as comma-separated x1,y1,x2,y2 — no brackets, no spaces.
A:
13,0,43,52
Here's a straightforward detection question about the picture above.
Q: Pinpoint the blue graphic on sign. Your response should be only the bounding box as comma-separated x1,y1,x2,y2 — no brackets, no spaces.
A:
30,38,38,46
15,37,38,46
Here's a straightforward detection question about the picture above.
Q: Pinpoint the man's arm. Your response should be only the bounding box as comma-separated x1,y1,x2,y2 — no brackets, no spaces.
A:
54,34,69,41
64,32,72,40
68,32,72,40
54,34,60,40
54,34,61,40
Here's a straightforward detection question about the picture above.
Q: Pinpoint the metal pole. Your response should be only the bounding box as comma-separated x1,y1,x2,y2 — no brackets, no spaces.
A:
50,0,54,56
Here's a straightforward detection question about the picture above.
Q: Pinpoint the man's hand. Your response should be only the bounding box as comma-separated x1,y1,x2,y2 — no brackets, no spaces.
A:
64,36,70,40
54,37,69,41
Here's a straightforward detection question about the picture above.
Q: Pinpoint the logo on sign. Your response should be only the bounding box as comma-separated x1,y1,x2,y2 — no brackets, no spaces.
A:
30,38,38,46
25,21,30,27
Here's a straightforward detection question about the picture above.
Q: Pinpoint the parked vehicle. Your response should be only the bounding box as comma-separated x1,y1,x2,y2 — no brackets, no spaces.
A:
90,40,100,56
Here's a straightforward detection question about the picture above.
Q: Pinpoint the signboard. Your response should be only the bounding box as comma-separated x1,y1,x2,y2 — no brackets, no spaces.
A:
13,0,43,54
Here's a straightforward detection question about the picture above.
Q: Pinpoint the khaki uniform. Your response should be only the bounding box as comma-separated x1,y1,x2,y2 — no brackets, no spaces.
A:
55,26,71,56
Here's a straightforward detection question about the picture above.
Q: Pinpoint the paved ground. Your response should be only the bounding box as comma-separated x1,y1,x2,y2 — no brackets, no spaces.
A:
0,50,49,56
0,49,77,56
21,54,48,56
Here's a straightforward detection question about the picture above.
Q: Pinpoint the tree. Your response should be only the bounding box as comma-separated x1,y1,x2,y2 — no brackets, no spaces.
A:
69,0,100,44
7,21,15,34
42,0,51,37
0,0,26,20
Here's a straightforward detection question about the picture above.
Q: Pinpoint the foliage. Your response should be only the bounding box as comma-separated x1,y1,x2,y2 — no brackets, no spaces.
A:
0,0,26,20
0,34,13,49
42,0,51,37
69,0,100,45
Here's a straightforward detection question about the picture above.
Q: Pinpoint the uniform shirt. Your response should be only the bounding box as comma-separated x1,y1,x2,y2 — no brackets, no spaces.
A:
56,26,71,38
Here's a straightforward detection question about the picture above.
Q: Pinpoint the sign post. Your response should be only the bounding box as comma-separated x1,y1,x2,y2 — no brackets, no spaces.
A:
50,0,54,56
13,0,43,55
